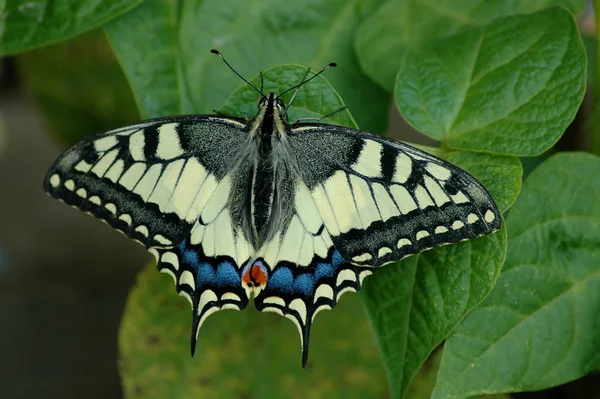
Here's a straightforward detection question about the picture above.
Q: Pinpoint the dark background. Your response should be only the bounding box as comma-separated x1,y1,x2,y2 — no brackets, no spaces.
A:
0,56,147,398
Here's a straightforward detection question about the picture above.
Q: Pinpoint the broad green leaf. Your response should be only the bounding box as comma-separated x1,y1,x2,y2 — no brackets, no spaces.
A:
395,7,586,156
220,65,357,128
434,152,600,398
104,0,390,133
16,29,139,144
0,0,143,55
355,0,586,91
362,222,507,399
120,262,387,398
444,153,522,213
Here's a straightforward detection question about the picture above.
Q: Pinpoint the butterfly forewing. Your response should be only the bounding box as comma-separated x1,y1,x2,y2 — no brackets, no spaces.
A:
287,124,501,266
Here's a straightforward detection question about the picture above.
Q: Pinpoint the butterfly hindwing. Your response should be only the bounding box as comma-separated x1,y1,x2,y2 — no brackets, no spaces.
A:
287,124,501,267
154,174,254,353
252,179,374,365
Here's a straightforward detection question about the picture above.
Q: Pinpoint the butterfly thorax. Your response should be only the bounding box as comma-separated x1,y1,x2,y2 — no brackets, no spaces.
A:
248,93,293,247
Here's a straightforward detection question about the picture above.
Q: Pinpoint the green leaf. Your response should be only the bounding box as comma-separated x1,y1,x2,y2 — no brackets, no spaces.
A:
444,152,522,213
434,152,600,398
355,0,586,91
362,223,507,399
104,0,390,133
120,262,387,398
0,0,143,55
16,29,139,144
395,7,586,156
219,64,357,128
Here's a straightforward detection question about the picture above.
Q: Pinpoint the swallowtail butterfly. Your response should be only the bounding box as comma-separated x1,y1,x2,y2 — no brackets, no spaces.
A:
44,50,500,366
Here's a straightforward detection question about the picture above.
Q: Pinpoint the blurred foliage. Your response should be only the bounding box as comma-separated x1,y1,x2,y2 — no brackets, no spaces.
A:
583,33,596,86
16,29,139,144
0,112,5,157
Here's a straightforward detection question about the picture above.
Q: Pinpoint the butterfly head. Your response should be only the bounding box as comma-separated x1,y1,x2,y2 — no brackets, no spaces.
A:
211,49,336,123
241,260,269,297
257,93,285,113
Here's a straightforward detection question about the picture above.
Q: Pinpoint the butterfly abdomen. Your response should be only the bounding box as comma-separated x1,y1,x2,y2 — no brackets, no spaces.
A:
251,158,276,243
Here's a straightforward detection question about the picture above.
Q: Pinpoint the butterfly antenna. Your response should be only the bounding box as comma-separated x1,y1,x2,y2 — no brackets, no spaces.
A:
278,62,337,100
211,49,264,96
260,71,264,94
282,68,311,118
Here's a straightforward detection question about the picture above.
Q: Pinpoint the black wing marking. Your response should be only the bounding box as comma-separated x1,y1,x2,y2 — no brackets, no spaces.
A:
287,123,501,267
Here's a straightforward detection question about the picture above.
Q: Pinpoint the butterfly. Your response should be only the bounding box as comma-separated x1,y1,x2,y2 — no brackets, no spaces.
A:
44,50,501,366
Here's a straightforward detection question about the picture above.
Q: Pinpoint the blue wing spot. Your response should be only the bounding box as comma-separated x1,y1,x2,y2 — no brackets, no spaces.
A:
183,249,199,267
312,250,345,282
217,261,241,287
178,240,200,267
293,273,315,296
197,263,217,286
315,263,334,280
269,267,293,294
332,250,343,268
177,240,187,251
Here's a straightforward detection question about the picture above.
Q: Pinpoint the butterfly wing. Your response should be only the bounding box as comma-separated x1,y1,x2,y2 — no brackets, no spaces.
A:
44,116,255,352
253,123,501,365
253,177,373,366
287,124,501,266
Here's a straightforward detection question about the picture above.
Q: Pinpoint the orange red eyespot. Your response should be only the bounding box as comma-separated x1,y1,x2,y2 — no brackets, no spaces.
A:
242,261,268,288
